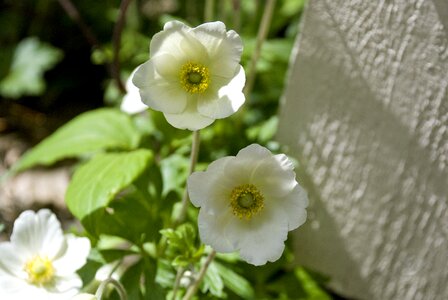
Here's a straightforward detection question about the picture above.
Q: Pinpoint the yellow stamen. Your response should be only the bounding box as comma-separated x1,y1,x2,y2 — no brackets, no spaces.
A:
25,256,55,285
179,62,210,93
230,184,264,220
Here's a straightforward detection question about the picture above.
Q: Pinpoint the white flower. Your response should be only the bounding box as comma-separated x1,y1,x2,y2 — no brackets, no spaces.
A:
0,209,91,300
71,293,97,300
187,144,308,266
120,68,148,114
132,21,245,130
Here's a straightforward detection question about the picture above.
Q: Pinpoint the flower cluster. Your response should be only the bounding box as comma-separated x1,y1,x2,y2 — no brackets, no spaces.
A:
131,21,308,266
132,21,245,130
188,144,308,266
0,209,90,300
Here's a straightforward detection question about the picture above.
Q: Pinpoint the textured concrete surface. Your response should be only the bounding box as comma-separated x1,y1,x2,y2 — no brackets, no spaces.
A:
277,0,448,299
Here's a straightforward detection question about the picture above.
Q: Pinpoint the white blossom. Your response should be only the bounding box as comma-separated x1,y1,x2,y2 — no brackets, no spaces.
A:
120,68,148,114
0,209,90,300
132,21,245,130
188,144,308,266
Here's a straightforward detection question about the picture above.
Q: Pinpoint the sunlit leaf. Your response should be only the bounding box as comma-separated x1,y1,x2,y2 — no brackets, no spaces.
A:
13,108,141,172
66,149,152,221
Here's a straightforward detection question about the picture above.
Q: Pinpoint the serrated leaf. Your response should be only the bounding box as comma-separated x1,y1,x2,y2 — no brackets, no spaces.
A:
66,150,152,221
14,108,141,172
215,261,255,299
0,37,63,98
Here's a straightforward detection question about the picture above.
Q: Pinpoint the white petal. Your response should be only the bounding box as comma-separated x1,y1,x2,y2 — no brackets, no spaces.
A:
251,156,297,198
152,53,182,77
0,243,26,278
132,60,157,89
0,272,30,296
52,274,82,294
132,60,188,114
236,144,272,161
197,66,246,119
53,235,90,276
193,22,243,78
188,156,233,211
150,21,190,58
280,184,308,230
225,202,289,266
274,153,295,171
121,69,148,114
164,97,214,130
151,21,207,62
198,209,235,253
11,209,64,259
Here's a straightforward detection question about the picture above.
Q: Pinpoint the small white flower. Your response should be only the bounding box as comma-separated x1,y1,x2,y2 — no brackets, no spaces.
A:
187,144,308,266
120,68,148,114
0,209,91,300
132,21,245,130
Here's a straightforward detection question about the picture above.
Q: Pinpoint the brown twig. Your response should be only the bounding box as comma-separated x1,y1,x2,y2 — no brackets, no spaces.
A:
57,0,129,94
56,0,101,49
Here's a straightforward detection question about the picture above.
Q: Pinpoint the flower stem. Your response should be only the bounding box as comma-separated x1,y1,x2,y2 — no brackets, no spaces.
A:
96,278,128,300
204,0,215,21
243,0,277,98
175,130,201,225
171,266,186,300
182,250,216,300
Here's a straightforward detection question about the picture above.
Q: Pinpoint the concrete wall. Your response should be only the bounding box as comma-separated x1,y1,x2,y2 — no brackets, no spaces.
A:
277,0,448,299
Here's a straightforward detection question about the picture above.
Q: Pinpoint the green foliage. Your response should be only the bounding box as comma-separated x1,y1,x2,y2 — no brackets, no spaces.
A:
214,262,255,299
0,37,63,98
65,150,152,228
160,224,204,268
13,108,141,172
3,0,334,299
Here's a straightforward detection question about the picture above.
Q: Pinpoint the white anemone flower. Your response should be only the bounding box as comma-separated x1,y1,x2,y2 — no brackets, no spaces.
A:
187,144,308,266
0,209,91,300
120,68,148,114
132,21,245,130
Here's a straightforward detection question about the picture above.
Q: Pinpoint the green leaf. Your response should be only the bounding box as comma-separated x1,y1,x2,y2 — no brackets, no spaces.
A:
295,267,331,300
0,37,63,98
215,262,255,299
203,261,225,298
66,150,152,222
13,108,141,172
160,153,190,196
95,193,161,244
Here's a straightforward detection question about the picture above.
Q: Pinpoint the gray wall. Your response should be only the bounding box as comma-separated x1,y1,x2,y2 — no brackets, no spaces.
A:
277,0,448,299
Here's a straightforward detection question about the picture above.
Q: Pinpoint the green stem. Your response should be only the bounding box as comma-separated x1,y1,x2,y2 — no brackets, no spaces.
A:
204,0,215,21
171,266,186,300
96,278,128,300
182,250,216,300
175,130,201,225
243,0,277,98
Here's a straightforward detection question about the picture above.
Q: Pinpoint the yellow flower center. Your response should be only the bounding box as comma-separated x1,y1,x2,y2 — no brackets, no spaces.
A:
25,255,55,285
230,184,264,220
180,62,210,93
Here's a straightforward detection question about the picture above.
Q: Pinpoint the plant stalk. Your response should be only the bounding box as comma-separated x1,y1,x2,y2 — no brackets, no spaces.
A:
175,130,201,225
243,0,277,98
96,278,128,300
182,250,216,300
